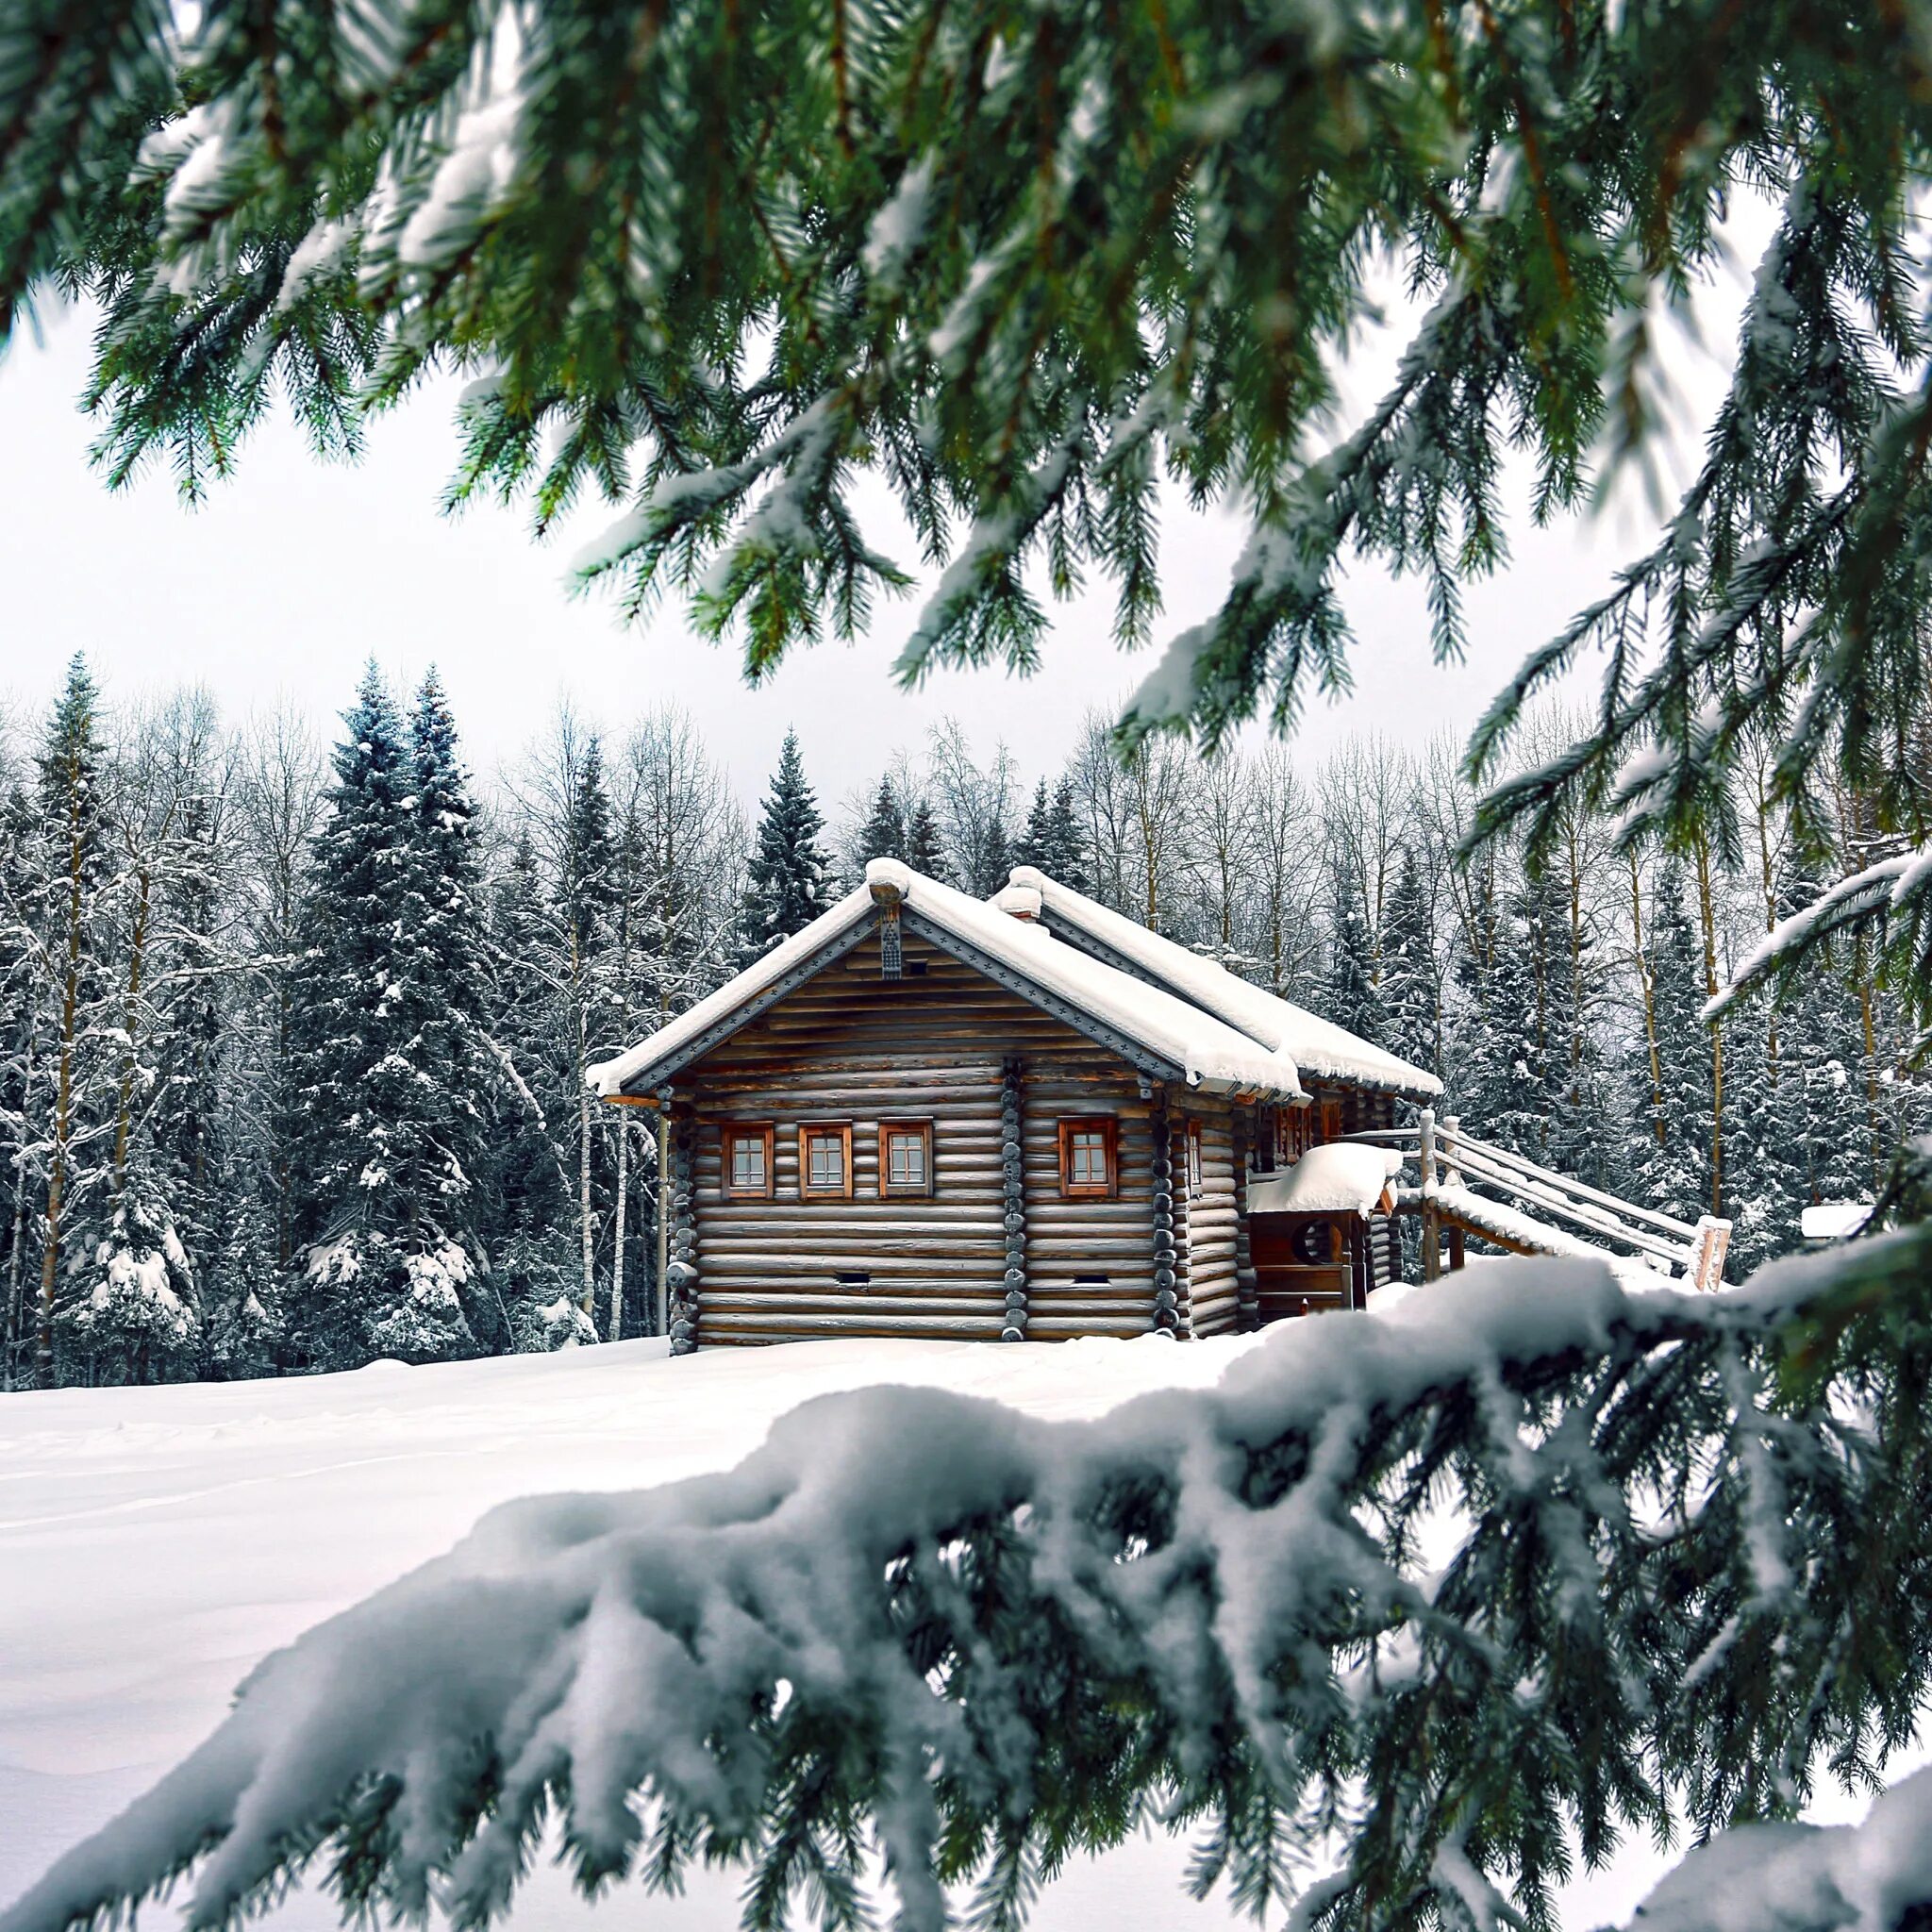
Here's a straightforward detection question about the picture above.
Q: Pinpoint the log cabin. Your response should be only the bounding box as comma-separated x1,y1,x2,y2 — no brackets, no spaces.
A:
588,860,1441,1351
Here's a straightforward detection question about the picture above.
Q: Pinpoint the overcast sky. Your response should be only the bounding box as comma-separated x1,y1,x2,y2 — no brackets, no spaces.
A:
0,247,1757,807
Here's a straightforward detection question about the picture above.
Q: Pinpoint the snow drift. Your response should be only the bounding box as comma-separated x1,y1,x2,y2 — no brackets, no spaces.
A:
4,1242,1930,1932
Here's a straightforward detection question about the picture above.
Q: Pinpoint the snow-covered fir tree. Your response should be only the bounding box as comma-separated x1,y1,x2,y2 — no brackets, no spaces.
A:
1011,779,1054,875
284,666,481,1369
62,1149,202,1384
481,829,585,1351
1041,778,1091,893
555,732,623,1326
1322,852,1384,1050
1379,844,1439,1075
738,730,829,958
23,658,118,1388
1626,861,1715,1225
856,776,906,867
904,797,951,883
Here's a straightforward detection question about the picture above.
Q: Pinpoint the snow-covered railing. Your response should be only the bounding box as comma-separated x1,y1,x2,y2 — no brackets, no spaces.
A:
1350,1110,1731,1286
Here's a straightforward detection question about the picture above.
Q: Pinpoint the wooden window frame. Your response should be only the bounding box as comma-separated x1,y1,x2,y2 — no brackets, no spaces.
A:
1058,1117,1119,1199
1186,1119,1204,1194
878,1120,934,1199
798,1122,855,1200
723,1122,775,1200
1318,1098,1343,1143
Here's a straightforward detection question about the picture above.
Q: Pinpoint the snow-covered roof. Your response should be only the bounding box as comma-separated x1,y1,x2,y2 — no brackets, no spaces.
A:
1244,1143,1401,1217
588,859,1307,1101
1005,867,1443,1100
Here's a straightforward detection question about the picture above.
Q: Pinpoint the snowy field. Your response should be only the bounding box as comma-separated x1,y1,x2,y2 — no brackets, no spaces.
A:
0,1324,1905,1930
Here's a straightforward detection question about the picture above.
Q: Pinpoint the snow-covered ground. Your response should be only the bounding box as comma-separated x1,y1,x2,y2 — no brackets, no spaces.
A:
0,1327,1907,1929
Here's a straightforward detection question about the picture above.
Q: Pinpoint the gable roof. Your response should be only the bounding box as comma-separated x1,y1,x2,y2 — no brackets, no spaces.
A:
587,859,1307,1102
1003,866,1443,1101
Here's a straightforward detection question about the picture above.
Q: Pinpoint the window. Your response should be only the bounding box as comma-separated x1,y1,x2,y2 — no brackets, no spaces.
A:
1058,1117,1118,1198
1276,1106,1313,1165
799,1123,854,1199
1319,1098,1343,1142
879,1121,933,1198
724,1123,774,1199
1186,1120,1204,1193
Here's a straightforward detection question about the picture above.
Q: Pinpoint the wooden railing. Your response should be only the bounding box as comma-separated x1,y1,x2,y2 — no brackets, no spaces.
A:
1345,1109,1733,1288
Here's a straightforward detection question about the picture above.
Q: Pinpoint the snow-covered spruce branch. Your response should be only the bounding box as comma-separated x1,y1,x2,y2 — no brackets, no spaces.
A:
8,1247,1932,1932
1116,287,1519,754
1707,845,1932,1022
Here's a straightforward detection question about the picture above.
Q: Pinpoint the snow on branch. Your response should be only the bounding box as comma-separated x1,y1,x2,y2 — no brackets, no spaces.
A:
1623,1766,1932,1932
1707,845,1927,1020
6,1247,1932,1932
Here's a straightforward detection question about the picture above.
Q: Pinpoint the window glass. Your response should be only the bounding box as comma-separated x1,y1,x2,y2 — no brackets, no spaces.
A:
1058,1118,1118,1196
807,1129,846,1192
886,1128,927,1190
730,1133,767,1192
1187,1121,1204,1192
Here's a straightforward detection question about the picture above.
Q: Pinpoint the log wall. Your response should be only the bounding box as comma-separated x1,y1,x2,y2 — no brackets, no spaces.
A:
1179,1102,1241,1337
679,927,1158,1345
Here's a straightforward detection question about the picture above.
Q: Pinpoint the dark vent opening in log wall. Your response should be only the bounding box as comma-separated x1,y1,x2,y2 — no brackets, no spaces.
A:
1073,1273,1110,1285
834,1272,872,1287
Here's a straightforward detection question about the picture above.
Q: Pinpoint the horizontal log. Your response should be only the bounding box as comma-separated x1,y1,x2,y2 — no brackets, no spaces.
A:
1189,1244,1240,1268
698,1252,1006,1277
698,1314,1010,1341
696,1213,1000,1236
697,1244,1005,1268
1021,1234,1158,1257
1021,1315,1154,1338
698,1293,1007,1318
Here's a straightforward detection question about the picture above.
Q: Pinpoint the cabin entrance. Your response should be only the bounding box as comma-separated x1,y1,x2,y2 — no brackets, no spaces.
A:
1248,1212,1357,1319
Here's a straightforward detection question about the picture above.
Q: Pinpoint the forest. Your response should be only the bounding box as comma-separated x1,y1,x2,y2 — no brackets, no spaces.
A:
1,655,1921,1391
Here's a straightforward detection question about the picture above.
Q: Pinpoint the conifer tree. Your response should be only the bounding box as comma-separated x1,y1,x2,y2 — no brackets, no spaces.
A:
557,734,622,1326
1748,851,1876,1245
856,777,905,868
1044,778,1091,893
1323,854,1384,1050
375,671,496,1346
904,798,952,883
738,731,829,956
1626,864,1715,1225
63,1162,203,1385
1379,845,1439,1074
1451,872,1547,1164
28,658,114,1387
0,777,42,1388
200,1148,283,1381
1011,780,1053,876
482,830,582,1348
284,665,479,1368
147,785,225,1266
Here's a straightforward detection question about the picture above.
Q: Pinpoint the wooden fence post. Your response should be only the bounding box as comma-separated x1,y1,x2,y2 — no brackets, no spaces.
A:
1418,1108,1441,1282
1689,1216,1732,1291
